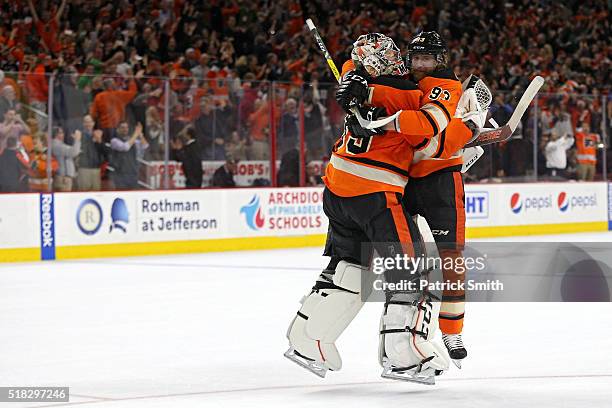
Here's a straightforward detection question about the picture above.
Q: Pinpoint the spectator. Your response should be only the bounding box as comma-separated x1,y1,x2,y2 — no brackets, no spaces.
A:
540,103,556,139
54,66,91,143
247,98,272,160
225,131,248,161
144,106,165,160
51,126,81,191
90,71,140,142
0,137,29,192
303,91,326,160
575,122,600,181
489,94,513,127
109,121,148,189
211,155,237,187
0,85,18,121
551,108,574,145
194,96,228,160
171,127,203,189
29,134,58,192
545,131,574,178
306,161,323,186
190,54,211,80
0,110,30,153
277,97,298,157
25,55,52,132
77,115,105,191
277,148,299,187
26,0,66,55
0,71,19,99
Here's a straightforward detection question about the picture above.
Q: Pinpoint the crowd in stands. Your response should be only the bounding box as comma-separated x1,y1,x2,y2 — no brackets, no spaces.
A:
0,0,609,192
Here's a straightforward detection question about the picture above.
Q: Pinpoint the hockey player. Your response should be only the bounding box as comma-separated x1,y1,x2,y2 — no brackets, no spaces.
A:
336,31,491,367
285,33,450,385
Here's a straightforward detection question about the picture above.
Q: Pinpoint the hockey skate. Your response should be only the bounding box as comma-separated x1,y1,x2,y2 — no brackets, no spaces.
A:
284,347,329,378
442,333,467,369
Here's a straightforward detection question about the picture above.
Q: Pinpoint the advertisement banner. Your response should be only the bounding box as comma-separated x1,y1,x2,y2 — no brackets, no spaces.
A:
0,194,40,250
465,182,607,228
228,188,328,237
54,190,227,246
1,182,609,262
143,160,326,189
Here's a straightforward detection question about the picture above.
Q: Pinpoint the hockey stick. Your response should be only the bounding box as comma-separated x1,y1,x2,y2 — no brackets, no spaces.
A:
306,19,340,82
464,76,545,148
305,19,401,129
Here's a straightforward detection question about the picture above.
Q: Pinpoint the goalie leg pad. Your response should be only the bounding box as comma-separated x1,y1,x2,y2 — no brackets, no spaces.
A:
286,261,366,372
379,292,449,384
378,215,450,384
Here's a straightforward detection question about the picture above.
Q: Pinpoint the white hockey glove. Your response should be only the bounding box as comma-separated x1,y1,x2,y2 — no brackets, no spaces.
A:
455,75,492,142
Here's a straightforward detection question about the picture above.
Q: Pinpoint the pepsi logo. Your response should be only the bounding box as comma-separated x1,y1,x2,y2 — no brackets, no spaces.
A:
510,193,522,214
558,192,569,212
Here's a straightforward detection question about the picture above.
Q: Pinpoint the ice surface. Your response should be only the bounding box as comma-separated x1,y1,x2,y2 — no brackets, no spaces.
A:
1,231,611,407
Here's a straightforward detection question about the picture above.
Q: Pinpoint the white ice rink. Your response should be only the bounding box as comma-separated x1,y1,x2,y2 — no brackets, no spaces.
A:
2,232,612,407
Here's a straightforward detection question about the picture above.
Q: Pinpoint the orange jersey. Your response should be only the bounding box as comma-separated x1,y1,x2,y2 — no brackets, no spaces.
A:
370,69,470,177
323,61,426,197
575,132,599,165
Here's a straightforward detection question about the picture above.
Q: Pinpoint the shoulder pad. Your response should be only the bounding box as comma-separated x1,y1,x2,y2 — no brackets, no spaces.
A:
370,75,418,90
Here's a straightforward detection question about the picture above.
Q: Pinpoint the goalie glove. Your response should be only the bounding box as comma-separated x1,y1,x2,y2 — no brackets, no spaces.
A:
346,106,387,138
336,71,369,114
455,75,492,141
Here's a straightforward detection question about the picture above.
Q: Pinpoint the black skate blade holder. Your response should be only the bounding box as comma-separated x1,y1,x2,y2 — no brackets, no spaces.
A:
284,347,328,378
380,359,436,385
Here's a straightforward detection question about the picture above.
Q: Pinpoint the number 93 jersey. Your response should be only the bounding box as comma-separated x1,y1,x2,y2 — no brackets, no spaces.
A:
323,61,427,197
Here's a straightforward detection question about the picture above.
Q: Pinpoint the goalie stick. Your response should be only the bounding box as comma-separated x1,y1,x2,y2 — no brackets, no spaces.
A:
464,76,545,148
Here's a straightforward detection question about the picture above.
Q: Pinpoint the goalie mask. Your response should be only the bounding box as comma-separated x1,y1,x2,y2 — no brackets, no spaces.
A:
406,31,448,72
351,33,406,77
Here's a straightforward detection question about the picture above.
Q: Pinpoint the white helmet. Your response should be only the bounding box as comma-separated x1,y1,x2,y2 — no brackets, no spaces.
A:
351,33,406,77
